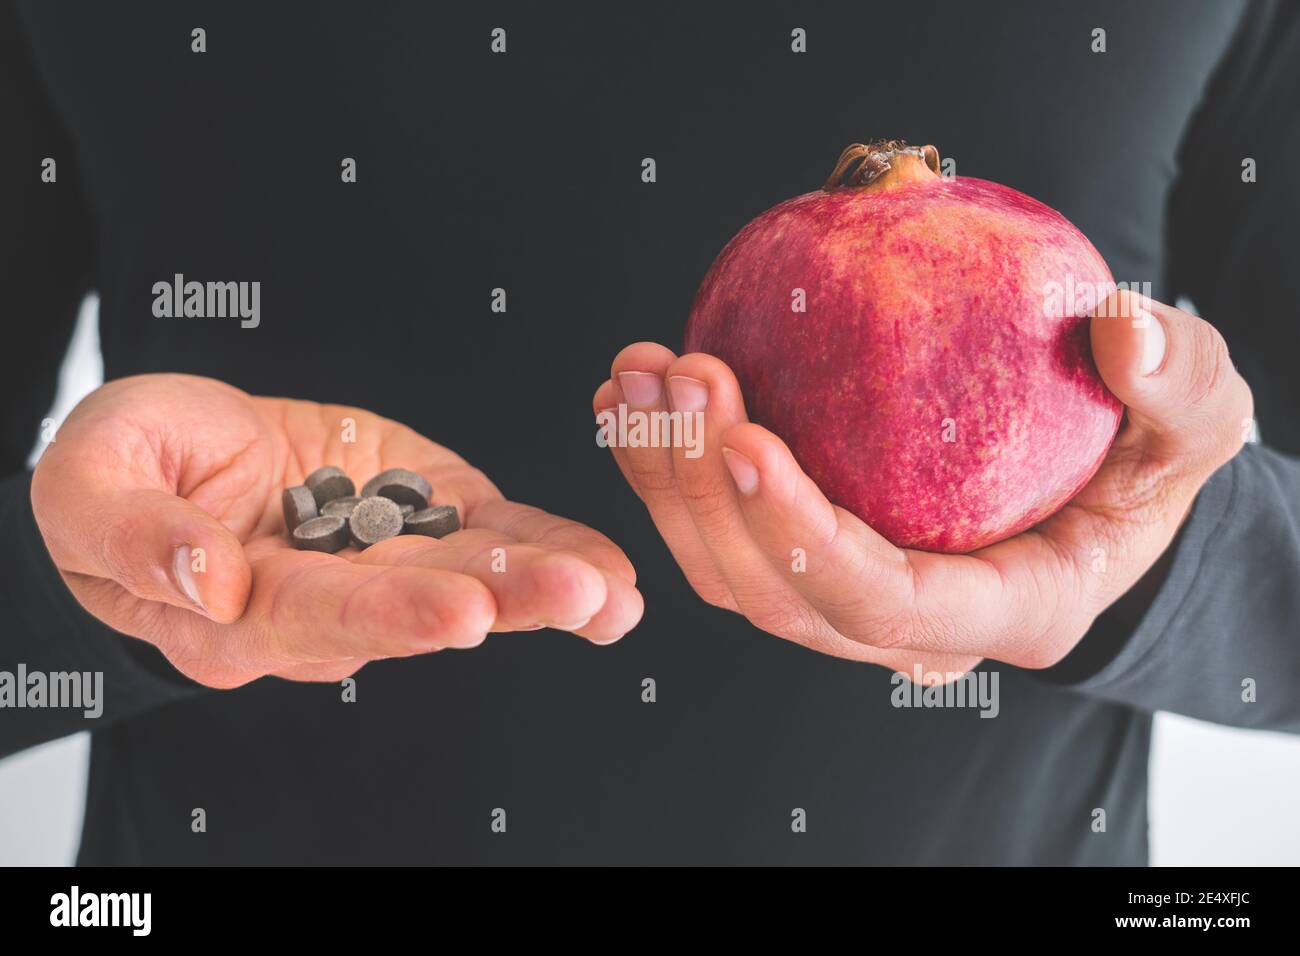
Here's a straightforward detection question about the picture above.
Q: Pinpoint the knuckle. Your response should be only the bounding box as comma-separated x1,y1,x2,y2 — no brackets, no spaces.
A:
1185,324,1230,409
311,661,365,683
1177,323,1254,470
334,661,366,681
676,477,735,521
741,593,819,639
1013,619,1084,669
1216,378,1256,460
162,645,255,690
1098,443,1170,509
687,576,738,611
151,620,269,689
264,564,309,640
1015,640,1065,670
675,468,727,501
626,460,678,496
28,461,57,518
866,609,919,651
1098,440,1193,525
898,657,982,685
99,514,151,594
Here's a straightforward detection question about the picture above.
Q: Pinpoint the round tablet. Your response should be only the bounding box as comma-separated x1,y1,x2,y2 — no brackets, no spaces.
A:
349,496,405,548
282,485,318,532
321,496,362,518
404,505,460,539
360,468,431,510
292,515,349,553
305,465,356,508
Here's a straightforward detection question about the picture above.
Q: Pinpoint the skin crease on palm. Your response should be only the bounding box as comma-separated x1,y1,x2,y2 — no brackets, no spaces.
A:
593,290,1253,684
30,374,644,689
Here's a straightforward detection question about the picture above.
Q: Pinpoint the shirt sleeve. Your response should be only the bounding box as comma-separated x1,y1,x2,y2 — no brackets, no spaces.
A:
1044,0,1300,732
0,0,202,759
1060,447,1300,732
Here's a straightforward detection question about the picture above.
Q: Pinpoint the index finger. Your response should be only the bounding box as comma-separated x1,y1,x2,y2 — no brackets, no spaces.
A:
198,553,498,666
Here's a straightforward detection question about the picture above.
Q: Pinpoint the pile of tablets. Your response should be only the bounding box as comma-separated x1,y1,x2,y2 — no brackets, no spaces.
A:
283,466,460,553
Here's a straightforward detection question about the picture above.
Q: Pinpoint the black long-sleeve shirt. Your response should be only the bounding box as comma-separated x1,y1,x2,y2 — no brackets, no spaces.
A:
2,0,1297,864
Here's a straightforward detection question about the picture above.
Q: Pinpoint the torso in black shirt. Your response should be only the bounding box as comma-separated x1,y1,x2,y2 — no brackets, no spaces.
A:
10,0,1258,863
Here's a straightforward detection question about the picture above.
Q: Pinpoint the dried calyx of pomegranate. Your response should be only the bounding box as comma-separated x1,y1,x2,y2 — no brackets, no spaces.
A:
822,140,942,191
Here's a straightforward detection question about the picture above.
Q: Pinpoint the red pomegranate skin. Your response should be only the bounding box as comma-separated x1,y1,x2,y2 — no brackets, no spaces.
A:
685,176,1123,553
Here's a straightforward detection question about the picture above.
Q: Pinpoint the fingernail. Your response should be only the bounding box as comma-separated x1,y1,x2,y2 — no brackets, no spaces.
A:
590,633,625,646
1139,311,1166,376
722,447,759,495
172,544,206,611
667,375,710,413
617,371,662,407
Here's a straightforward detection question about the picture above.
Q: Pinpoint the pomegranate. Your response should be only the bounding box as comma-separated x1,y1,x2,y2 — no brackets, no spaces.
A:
685,141,1122,553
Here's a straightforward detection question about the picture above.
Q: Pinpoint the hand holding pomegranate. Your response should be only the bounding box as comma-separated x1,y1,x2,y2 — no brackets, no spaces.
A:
594,288,1251,673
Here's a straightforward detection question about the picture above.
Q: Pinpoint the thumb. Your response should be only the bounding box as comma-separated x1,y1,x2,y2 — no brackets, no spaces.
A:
32,477,252,624
1090,290,1254,470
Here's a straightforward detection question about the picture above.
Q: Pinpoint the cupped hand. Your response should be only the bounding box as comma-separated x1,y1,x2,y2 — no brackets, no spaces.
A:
593,291,1251,678
32,374,642,688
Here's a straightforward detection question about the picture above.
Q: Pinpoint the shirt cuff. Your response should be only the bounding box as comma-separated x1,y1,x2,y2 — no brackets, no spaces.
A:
1066,452,1241,696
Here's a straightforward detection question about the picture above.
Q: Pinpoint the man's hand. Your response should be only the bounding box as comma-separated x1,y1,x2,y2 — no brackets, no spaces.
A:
32,374,642,688
593,291,1251,677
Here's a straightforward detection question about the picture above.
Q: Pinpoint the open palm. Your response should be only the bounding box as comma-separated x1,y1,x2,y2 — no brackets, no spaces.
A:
32,374,642,688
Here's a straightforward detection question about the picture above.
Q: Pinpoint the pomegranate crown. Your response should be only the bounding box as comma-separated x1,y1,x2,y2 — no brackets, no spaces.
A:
822,140,941,191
